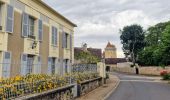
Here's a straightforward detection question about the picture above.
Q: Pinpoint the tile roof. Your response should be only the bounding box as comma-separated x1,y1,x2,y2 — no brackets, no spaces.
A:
106,42,115,48
105,58,127,64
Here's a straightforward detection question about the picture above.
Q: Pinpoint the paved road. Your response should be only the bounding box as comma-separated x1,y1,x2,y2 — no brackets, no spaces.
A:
107,72,170,100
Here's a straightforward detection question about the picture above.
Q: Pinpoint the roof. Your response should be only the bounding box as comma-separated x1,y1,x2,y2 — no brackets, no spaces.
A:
74,47,102,59
38,0,77,27
105,58,127,64
106,42,115,48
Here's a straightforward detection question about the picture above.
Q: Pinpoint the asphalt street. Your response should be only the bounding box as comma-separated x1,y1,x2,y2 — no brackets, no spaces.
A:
107,72,170,100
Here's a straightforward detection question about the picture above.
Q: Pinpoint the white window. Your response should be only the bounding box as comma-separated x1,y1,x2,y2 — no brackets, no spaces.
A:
28,16,35,39
48,57,57,75
51,26,57,46
2,52,11,78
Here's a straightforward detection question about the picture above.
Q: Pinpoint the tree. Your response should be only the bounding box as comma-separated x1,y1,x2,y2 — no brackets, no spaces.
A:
138,21,170,66
120,24,145,66
160,25,170,65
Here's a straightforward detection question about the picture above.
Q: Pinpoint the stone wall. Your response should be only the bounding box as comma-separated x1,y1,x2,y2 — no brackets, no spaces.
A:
112,66,170,76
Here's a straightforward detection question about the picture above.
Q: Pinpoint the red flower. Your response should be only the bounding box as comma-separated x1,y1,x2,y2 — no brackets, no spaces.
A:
160,70,168,76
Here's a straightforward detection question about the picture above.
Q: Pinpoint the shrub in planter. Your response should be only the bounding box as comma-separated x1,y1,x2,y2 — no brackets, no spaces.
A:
160,70,170,80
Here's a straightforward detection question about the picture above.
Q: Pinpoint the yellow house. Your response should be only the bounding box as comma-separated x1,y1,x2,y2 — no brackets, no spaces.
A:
0,0,76,78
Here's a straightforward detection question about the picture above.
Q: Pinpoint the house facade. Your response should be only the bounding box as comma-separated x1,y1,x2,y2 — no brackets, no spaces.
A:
0,0,76,78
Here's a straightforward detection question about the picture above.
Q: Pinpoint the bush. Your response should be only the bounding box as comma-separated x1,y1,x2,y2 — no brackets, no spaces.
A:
106,73,109,79
160,70,170,80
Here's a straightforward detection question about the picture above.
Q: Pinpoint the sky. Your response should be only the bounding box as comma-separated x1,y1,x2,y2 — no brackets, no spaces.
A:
43,0,170,57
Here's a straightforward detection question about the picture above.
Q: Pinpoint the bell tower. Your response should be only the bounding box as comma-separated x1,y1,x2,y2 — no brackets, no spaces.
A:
104,42,117,58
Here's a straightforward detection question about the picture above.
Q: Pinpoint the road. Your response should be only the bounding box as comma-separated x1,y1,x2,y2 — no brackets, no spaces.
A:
107,72,170,100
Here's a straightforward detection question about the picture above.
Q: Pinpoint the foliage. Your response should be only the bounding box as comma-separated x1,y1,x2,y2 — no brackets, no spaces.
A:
106,73,109,79
120,24,145,65
0,72,99,99
138,22,170,66
160,70,170,80
75,51,100,64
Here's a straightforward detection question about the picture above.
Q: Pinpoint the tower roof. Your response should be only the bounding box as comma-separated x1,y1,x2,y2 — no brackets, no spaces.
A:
106,42,115,48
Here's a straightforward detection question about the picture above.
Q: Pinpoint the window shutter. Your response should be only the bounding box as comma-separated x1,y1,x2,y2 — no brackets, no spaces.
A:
22,12,29,37
62,32,66,48
6,5,14,33
2,52,11,78
63,59,65,74
38,20,43,41
55,27,58,46
21,54,27,75
70,34,72,49
48,57,52,75
34,56,41,74
52,26,55,45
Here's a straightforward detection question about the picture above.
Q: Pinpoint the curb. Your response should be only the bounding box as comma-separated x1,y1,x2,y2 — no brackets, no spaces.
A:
103,76,120,100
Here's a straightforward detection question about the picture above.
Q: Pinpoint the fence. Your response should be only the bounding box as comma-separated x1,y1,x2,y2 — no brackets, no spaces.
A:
0,63,102,99
72,64,97,73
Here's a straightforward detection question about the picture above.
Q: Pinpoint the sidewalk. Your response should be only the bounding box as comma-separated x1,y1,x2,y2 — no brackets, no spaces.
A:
76,74,119,100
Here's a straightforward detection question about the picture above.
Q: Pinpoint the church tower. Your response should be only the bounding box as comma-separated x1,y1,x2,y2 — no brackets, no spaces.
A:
104,42,117,58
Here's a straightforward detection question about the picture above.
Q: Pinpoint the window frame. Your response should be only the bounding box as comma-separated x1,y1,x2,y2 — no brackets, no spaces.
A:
51,26,58,46
6,4,14,33
28,16,35,39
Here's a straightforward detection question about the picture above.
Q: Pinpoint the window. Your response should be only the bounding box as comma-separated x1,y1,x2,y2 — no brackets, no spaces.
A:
2,52,11,78
28,16,35,39
21,54,35,75
65,59,69,73
6,5,14,33
62,33,70,48
38,20,43,41
51,58,55,74
66,33,69,48
51,26,57,46
27,55,34,74
48,57,56,75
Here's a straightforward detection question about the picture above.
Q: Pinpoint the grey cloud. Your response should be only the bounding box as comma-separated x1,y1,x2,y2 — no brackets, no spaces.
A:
43,0,170,57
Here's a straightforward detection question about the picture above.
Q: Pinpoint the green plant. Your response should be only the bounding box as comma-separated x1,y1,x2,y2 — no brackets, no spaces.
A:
160,70,170,80
106,73,109,79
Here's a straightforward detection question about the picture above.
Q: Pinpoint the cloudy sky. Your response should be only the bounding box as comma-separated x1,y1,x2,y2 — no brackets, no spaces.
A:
43,0,170,57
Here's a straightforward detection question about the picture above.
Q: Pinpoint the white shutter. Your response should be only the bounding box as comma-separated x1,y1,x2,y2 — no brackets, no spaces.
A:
38,20,43,41
21,54,27,75
34,56,41,74
38,56,41,74
2,52,11,78
52,26,55,45
6,5,14,33
62,32,66,48
22,12,29,37
48,57,52,75
54,27,58,46
70,34,72,49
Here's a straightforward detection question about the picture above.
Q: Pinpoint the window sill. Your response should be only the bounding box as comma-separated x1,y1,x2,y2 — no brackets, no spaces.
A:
51,45,58,48
27,38,36,41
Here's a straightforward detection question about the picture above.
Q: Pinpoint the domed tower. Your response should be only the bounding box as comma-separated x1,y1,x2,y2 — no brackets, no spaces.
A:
104,42,117,58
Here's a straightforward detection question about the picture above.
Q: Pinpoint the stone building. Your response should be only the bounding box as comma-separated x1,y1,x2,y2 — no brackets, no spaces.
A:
0,0,76,78
104,42,117,58
103,42,126,71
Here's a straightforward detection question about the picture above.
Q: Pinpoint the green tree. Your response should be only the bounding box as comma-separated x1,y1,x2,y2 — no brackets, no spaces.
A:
138,21,170,66
75,51,100,64
120,24,145,66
